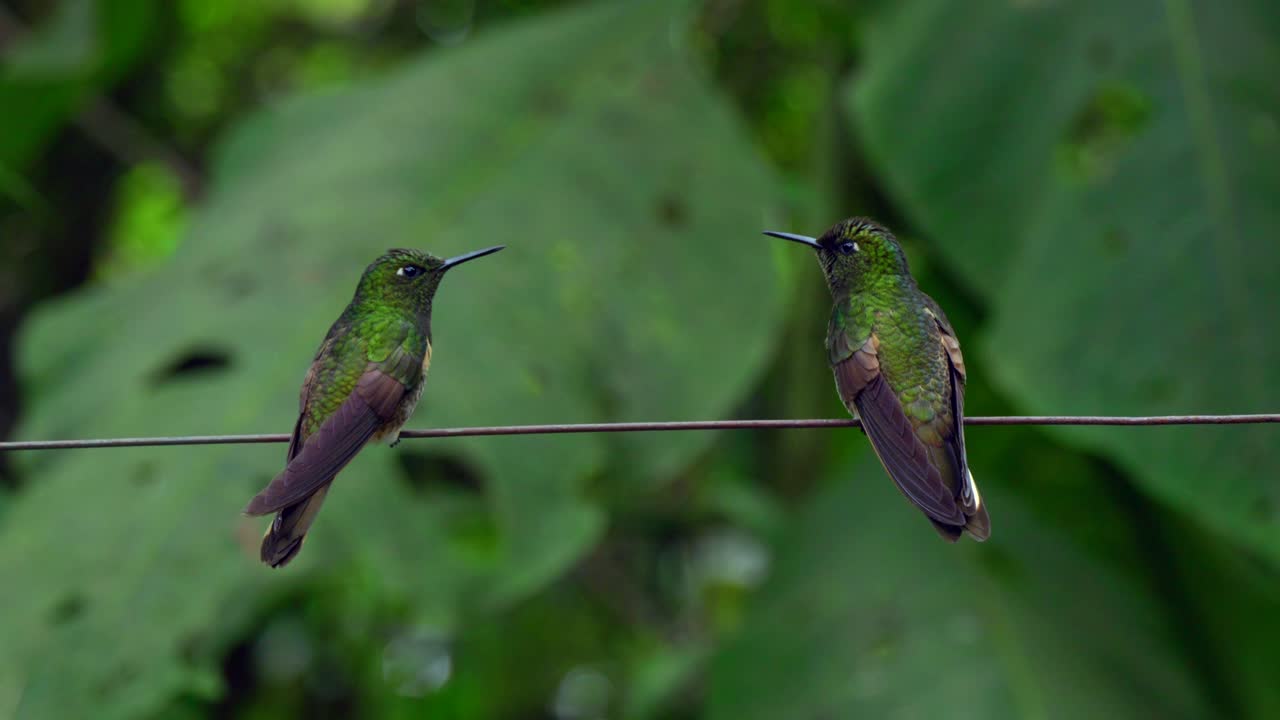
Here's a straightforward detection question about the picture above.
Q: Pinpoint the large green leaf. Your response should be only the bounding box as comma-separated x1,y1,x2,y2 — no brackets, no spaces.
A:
0,0,158,181
1145,510,1280,717
850,0,1280,558
708,449,1216,720
0,1,787,716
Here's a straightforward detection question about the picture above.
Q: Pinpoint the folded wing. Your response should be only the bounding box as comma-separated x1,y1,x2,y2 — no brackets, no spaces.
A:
924,299,990,539
827,301,974,537
244,366,407,515
832,342,969,530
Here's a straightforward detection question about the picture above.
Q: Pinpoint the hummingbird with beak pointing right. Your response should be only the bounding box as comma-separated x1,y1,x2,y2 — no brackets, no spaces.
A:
244,245,505,567
766,218,990,541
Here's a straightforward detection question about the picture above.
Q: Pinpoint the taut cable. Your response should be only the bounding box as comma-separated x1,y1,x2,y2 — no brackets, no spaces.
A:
1,414,1277,451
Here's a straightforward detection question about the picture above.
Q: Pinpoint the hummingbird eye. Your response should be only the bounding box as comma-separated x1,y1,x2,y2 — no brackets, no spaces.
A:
397,264,424,278
838,241,859,255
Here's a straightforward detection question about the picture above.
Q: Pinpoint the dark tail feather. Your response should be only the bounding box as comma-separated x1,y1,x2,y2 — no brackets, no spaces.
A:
929,519,963,542
963,502,991,541
261,526,305,568
927,470,990,542
959,469,990,541
260,485,330,568
927,507,989,543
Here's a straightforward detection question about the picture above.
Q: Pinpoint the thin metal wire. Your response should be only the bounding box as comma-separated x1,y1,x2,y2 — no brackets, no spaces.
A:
0,414,1276,451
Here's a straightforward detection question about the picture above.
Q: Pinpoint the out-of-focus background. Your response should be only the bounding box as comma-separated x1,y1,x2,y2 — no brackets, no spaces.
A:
1,0,1278,717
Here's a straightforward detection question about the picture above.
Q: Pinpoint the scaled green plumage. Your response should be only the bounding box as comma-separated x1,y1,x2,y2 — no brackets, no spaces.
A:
767,218,990,541
244,245,503,567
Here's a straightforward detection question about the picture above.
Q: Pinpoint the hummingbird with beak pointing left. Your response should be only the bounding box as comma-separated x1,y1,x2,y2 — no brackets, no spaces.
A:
766,218,990,541
244,245,504,567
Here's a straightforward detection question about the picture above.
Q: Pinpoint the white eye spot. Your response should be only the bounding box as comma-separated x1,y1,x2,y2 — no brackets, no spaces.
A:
838,241,858,255
397,265,423,278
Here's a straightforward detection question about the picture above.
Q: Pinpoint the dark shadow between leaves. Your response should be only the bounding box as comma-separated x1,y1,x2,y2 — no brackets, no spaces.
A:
151,346,233,385
396,450,485,496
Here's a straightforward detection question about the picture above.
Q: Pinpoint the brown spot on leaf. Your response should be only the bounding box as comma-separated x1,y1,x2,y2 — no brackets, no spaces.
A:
656,194,687,228
1102,228,1128,257
50,592,86,625
1057,82,1152,182
532,87,567,116
133,462,156,486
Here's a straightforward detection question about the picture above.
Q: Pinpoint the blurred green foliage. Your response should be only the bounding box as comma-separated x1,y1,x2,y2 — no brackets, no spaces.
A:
711,452,1213,720
1,0,1277,718
0,0,158,183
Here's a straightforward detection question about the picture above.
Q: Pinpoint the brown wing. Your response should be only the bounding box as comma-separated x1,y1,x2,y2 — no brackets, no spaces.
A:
923,300,989,538
831,333,967,529
244,367,406,515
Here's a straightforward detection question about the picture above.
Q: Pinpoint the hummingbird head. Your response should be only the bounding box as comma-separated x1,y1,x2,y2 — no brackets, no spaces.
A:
354,246,504,315
764,217,909,295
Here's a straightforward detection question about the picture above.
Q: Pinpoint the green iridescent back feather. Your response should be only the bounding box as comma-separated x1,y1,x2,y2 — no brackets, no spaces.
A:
823,221,952,425
298,250,440,439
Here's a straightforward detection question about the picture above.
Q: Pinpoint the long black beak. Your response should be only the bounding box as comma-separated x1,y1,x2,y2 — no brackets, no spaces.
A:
441,245,505,270
763,231,820,249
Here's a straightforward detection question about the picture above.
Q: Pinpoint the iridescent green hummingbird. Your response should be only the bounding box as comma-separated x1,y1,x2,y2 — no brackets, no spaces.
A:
244,245,504,567
766,218,990,541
